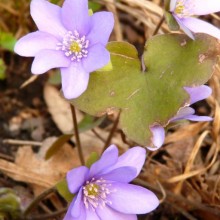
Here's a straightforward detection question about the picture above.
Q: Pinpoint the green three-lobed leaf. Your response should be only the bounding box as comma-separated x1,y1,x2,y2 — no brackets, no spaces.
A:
70,34,219,146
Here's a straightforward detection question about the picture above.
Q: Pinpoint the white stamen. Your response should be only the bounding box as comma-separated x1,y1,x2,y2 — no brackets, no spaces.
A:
83,178,115,211
56,30,89,62
174,0,195,18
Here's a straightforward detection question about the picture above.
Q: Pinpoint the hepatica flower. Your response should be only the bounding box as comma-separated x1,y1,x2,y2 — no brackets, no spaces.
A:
64,145,159,220
170,0,220,39
148,85,212,151
14,0,114,99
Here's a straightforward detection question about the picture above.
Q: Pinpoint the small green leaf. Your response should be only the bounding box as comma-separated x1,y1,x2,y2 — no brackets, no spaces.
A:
78,115,105,133
70,34,219,146
88,8,93,16
86,152,99,168
45,115,104,159
50,0,62,5
48,70,61,85
165,12,179,31
89,1,102,12
0,59,6,80
50,0,59,3
56,179,74,203
96,60,113,72
0,31,16,52
164,0,171,11
45,134,73,160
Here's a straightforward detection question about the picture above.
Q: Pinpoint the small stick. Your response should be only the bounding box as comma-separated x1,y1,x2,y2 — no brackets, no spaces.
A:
102,111,120,153
106,0,123,41
91,129,106,143
24,187,55,217
152,16,165,36
70,105,85,165
3,139,42,146
0,153,14,161
25,208,67,220
134,178,220,216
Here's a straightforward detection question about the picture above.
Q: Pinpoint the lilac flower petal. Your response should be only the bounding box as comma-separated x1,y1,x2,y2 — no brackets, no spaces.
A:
97,205,137,220
30,0,66,38
99,167,137,183
14,31,58,57
63,201,75,220
173,15,195,39
108,183,159,214
184,85,212,105
85,209,100,220
184,115,213,122
171,107,212,122
71,189,83,218
66,166,89,194
61,63,90,99
171,107,195,122
170,0,177,12
82,44,110,73
65,145,158,218
89,145,118,178
147,125,165,151
105,147,146,178
181,17,220,40
61,0,90,35
31,49,70,74
87,12,114,46
190,0,220,16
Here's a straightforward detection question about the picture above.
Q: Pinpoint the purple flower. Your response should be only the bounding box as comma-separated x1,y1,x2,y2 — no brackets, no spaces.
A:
147,85,212,151
14,0,114,99
64,145,159,220
169,0,220,39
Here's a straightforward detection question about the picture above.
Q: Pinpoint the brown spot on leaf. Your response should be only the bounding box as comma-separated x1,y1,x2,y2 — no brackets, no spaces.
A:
199,54,206,64
180,39,187,46
96,107,118,117
110,91,115,96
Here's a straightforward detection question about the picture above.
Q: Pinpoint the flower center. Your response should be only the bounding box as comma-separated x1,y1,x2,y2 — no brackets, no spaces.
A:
83,178,113,211
174,0,194,18
175,2,184,14
56,30,89,62
70,41,81,53
85,183,100,197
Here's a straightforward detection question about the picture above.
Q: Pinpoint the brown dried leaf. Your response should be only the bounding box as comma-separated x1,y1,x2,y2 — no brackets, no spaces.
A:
0,141,80,189
43,84,83,133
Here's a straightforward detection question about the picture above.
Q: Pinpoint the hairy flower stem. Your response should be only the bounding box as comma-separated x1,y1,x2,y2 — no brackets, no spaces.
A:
23,187,55,217
70,104,85,165
152,16,165,36
102,111,121,153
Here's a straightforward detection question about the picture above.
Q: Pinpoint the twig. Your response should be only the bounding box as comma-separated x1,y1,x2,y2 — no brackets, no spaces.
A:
20,75,38,89
152,16,165,36
134,178,220,217
211,13,220,21
156,180,166,203
0,153,14,161
166,201,197,220
3,139,42,146
106,0,123,41
70,105,85,165
25,208,67,220
0,3,19,16
91,129,106,143
102,111,120,153
24,187,55,217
